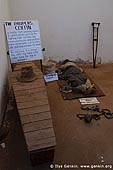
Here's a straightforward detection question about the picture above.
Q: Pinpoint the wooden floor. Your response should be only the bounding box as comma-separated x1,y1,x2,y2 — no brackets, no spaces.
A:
11,62,56,164
1,63,113,170
46,63,113,168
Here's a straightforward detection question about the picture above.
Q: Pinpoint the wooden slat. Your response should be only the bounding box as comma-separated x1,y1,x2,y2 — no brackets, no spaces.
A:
17,98,49,109
23,119,53,133
11,70,42,78
15,92,48,103
15,61,32,65
25,128,55,146
13,79,45,91
18,105,50,115
14,87,47,97
28,138,56,151
12,68,41,76
14,62,38,71
14,67,41,72
11,74,43,83
20,111,52,124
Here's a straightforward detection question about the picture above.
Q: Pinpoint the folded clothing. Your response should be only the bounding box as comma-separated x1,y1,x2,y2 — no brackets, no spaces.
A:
59,65,87,87
58,60,96,95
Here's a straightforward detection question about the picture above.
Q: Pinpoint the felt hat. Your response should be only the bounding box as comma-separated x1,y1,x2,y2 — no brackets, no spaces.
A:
17,66,38,83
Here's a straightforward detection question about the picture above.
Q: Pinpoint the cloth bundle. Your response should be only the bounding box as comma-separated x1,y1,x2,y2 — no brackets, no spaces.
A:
58,60,96,94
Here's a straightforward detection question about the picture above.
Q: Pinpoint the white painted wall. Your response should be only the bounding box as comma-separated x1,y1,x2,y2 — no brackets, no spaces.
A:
0,0,112,126
0,0,10,125
9,0,113,62
0,0,112,124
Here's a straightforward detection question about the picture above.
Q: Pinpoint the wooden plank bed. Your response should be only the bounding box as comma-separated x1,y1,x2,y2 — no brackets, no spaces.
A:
11,62,56,165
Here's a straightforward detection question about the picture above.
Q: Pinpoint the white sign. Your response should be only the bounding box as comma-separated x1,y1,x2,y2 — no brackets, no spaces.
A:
44,73,58,83
4,20,43,63
79,97,100,105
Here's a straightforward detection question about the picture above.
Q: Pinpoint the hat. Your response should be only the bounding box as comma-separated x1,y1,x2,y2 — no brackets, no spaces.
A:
17,66,38,83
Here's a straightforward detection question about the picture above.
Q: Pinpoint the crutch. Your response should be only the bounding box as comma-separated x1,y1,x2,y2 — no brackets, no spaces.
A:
92,22,100,68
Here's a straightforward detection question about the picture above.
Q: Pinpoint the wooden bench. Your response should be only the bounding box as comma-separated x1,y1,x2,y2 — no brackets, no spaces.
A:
11,62,56,165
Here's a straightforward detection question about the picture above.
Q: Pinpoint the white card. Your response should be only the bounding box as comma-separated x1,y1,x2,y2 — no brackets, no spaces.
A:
44,73,58,82
79,97,100,105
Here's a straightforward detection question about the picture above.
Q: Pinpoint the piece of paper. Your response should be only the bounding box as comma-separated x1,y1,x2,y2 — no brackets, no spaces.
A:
79,97,100,105
44,73,58,82
4,20,43,63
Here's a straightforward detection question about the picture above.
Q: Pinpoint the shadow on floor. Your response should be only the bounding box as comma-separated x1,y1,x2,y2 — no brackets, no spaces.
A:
34,163,51,170
0,94,51,170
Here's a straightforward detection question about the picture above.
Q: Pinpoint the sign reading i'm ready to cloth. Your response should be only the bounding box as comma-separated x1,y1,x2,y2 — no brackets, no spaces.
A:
4,20,43,63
